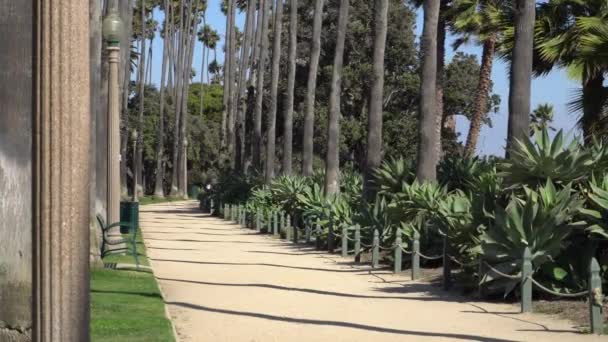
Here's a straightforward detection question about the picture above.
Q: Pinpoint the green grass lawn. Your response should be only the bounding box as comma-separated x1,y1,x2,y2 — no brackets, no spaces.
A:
91,269,174,342
91,216,174,341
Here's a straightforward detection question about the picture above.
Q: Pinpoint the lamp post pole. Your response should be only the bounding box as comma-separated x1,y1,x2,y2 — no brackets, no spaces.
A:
103,9,124,225
183,138,189,199
132,130,139,202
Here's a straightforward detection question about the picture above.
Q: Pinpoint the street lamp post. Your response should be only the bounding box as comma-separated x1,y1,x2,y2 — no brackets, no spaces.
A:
183,138,189,199
103,9,124,225
132,130,139,202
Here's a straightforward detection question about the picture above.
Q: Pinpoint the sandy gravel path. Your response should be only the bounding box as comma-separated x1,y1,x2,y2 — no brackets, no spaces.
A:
140,201,604,342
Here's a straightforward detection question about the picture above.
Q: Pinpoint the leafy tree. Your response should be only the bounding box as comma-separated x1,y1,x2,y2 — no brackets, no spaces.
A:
530,103,556,135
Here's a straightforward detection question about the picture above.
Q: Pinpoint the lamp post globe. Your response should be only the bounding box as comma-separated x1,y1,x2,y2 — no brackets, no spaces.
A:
102,9,123,46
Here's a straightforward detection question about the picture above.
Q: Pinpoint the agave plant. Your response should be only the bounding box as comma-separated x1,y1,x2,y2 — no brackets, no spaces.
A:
433,192,479,256
389,181,448,234
438,156,487,192
478,180,585,295
499,129,593,189
579,173,608,239
354,197,397,247
269,175,311,216
340,169,363,206
373,157,415,196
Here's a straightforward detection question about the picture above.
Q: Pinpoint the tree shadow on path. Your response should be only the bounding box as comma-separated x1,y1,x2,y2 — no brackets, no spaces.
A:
164,301,518,342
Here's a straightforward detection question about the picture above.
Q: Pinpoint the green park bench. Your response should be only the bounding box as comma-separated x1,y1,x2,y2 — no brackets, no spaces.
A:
96,214,139,269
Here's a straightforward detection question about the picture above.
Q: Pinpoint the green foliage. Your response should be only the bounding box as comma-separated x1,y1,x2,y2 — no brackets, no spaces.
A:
373,157,416,195
579,174,608,239
500,129,594,188
478,181,585,295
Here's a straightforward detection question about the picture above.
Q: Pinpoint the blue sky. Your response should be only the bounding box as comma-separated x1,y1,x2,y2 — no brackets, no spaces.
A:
147,3,581,157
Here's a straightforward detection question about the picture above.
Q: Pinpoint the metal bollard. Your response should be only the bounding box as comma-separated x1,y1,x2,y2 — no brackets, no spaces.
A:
285,215,292,240
372,229,379,269
328,220,335,254
443,235,452,290
521,247,533,313
315,225,322,250
394,236,402,273
280,212,285,235
273,211,278,235
354,225,361,263
256,210,261,232
412,231,420,280
305,221,312,244
341,226,348,257
589,258,604,334
478,256,485,298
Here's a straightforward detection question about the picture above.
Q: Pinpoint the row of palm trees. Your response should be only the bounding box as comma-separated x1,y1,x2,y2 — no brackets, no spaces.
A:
218,0,532,192
118,0,608,199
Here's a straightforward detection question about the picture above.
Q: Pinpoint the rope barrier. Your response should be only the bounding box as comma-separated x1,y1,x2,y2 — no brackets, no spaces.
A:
483,261,520,280
449,255,478,267
528,276,588,298
378,245,395,251
399,246,413,255
417,251,443,261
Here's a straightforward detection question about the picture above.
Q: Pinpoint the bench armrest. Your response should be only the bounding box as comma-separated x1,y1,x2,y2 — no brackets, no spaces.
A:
104,221,134,233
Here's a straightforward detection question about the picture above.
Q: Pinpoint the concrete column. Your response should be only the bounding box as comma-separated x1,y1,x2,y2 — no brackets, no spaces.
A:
107,46,121,224
33,0,91,340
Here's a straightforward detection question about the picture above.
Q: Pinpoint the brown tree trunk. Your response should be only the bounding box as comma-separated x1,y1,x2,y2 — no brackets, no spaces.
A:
170,0,186,196
283,0,298,175
416,0,441,181
302,0,325,176
253,0,271,172
266,0,285,182
324,0,350,196
363,0,389,199
435,2,446,159
135,0,147,198
464,35,496,158
506,0,535,157
581,74,605,141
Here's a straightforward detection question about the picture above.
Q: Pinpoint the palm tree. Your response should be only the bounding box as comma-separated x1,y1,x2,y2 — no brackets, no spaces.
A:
283,0,298,175
253,0,271,172
529,103,556,135
302,0,326,176
222,0,235,159
506,0,534,156
235,0,256,172
266,0,285,182
450,0,507,157
363,0,389,199
154,0,172,198
324,0,350,196
135,0,148,199
534,0,608,139
416,0,441,181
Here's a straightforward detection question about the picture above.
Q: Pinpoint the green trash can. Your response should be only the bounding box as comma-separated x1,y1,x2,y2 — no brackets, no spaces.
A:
120,201,139,234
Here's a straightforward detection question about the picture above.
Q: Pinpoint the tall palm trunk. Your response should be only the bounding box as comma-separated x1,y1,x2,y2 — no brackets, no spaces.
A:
581,74,605,140
227,0,238,169
283,0,298,175
302,0,325,176
253,0,271,172
235,0,256,172
221,0,234,154
506,0,535,157
266,0,285,182
170,0,186,196
199,14,207,117
416,0,441,181
154,0,171,198
435,2,446,158
135,0,147,198
363,0,389,199
324,0,350,196
464,35,496,157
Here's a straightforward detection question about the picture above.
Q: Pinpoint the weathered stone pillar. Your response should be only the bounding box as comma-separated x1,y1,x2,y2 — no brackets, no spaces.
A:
33,0,91,341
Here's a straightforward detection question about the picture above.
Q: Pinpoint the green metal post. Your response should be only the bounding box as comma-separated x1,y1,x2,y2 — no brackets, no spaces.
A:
521,247,533,313
354,225,361,263
273,211,278,235
305,221,312,244
589,258,604,335
443,235,452,290
256,210,261,232
280,212,285,235
372,229,379,269
478,256,485,298
394,236,402,273
267,211,272,234
412,231,420,280
315,225,322,250
341,226,348,257
292,214,298,243
285,215,291,240
328,219,335,254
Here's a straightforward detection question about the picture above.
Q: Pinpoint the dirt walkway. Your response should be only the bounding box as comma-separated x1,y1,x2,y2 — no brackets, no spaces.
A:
141,201,604,342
